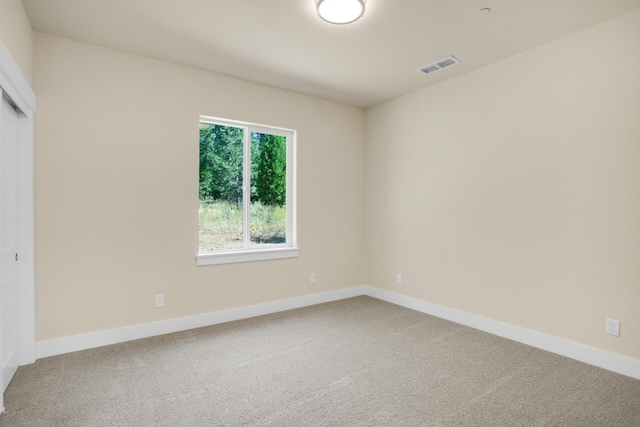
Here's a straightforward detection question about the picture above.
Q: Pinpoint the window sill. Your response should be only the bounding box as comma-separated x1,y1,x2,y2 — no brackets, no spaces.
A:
197,247,300,266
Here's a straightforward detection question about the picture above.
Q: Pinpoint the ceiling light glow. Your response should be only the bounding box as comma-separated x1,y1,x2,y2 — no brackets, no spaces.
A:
316,0,365,25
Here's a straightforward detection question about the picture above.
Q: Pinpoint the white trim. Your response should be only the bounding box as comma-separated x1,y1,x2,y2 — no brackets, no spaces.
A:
0,41,36,114
242,128,251,248
37,286,366,359
197,247,300,266
34,285,640,381
18,113,35,365
0,39,36,368
363,287,640,381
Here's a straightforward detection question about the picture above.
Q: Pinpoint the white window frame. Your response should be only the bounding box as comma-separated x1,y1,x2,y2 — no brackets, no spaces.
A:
197,116,298,266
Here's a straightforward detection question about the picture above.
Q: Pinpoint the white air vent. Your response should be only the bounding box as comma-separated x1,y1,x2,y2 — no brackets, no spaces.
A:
417,56,460,76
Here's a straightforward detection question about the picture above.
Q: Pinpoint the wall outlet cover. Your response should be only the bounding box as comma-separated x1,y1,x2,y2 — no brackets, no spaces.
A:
606,318,619,336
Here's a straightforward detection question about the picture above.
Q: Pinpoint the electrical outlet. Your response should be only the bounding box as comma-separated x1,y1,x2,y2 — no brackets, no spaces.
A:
606,318,619,336
396,274,402,284
155,294,164,308
310,274,316,284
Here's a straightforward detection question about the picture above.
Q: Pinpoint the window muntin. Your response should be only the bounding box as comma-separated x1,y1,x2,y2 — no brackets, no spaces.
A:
198,117,297,265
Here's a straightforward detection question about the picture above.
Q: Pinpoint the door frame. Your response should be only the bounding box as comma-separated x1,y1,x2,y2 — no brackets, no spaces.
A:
0,38,37,384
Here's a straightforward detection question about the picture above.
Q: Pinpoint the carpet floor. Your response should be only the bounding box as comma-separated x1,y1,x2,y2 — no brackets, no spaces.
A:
2,296,639,426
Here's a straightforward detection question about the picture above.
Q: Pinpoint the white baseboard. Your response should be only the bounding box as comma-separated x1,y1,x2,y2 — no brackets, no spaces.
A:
36,284,639,381
36,286,366,359
362,287,640,381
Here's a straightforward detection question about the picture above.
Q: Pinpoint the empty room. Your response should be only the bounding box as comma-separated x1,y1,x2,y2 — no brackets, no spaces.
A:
1,0,639,425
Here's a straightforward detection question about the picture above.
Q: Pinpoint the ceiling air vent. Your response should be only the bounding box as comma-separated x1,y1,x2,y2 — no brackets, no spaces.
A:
417,56,460,76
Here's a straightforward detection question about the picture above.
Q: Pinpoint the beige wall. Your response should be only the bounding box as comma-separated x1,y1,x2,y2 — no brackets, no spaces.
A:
0,0,33,83
365,10,640,359
33,33,365,341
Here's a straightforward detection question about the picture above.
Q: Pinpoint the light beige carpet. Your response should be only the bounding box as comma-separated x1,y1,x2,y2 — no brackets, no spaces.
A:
2,296,639,426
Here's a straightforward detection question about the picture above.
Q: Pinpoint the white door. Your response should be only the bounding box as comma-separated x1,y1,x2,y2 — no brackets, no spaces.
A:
1,92,20,398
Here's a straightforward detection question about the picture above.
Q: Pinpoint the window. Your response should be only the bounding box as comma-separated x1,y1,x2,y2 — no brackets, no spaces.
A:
197,116,298,265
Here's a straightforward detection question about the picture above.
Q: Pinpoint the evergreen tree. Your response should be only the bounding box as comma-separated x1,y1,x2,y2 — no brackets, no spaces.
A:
199,124,244,203
254,133,286,207
199,125,287,207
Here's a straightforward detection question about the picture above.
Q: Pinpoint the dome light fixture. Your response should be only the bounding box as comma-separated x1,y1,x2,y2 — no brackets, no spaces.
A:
316,0,365,25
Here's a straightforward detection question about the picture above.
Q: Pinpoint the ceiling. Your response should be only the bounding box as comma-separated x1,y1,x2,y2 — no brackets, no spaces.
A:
21,0,640,108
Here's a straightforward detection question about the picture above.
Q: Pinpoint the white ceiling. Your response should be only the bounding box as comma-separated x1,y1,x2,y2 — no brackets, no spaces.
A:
22,0,640,108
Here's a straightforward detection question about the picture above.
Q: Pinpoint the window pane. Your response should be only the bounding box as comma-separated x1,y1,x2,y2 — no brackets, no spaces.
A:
199,123,244,252
250,132,287,246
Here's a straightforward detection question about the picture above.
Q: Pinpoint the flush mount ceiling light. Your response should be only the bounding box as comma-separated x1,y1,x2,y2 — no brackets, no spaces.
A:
316,0,365,25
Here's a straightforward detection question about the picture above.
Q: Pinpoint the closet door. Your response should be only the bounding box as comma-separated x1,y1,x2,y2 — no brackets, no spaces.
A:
1,92,21,397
